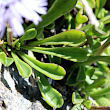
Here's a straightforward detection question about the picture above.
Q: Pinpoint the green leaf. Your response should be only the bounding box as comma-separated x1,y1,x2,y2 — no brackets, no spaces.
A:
85,26,102,36
0,52,13,67
90,86,110,96
75,1,84,9
11,51,32,78
66,64,80,86
94,70,103,77
99,0,107,10
93,96,110,106
97,8,108,19
21,46,89,62
45,22,55,29
76,65,86,81
26,0,77,30
97,62,109,74
72,92,83,104
87,0,95,8
82,56,110,65
36,28,44,40
19,28,37,42
100,15,110,24
86,35,93,48
35,70,63,108
71,104,81,110
28,30,86,46
66,68,79,86
64,12,73,30
83,100,92,109
85,75,94,85
80,24,93,31
48,55,61,65
95,0,99,16
95,0,106,16
12,39,19,48
76,0,95,9
76,0,96,9
92,40,101,50
84,25,109,38
75,9,88,25
85,66,95,78
16,51,66,80
83,77,107,91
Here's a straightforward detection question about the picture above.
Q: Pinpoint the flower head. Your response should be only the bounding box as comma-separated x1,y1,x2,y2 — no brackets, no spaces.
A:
0,0,48,39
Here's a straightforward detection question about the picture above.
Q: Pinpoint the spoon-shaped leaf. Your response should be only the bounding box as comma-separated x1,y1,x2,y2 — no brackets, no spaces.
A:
72,92,83,104
26,0,77,30
81,56,110,65
75,9,88,25
28,30,86,47
16,51,66,80
71,104,81,110
90,86,110,96
11,51,32,78
93,96,110,106
0,52,13,67
35,70,64,108
21,46,89,62
19,28,37,42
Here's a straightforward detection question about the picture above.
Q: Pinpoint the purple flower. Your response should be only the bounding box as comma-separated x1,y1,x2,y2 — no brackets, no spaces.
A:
0,0,48,39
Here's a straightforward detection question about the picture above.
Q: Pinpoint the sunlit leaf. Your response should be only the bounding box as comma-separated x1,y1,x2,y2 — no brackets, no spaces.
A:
19,28,37,42
71,104,82,110
75,9,88,25
72,92,83,104
35,70,63,108
93,96,110,106
28,30,86,47
16,51,66,80
90,86,110,96
21,46,89,62
0,52,13,67
11,51,32,78
26,0,77,30
83,100,92,109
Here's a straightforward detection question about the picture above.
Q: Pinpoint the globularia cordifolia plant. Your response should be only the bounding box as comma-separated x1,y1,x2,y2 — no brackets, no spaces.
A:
1,0,110,109
0,0,78,108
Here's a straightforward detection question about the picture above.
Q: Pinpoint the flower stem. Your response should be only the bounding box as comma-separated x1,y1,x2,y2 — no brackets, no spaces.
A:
7,25,13,46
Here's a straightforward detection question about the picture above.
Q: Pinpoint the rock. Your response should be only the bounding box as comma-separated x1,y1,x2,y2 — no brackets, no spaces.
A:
0,80,32,110
0,63,47,110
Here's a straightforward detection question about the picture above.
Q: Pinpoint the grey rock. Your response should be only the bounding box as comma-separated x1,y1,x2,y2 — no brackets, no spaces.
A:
0,63,47,110
0,80,32,110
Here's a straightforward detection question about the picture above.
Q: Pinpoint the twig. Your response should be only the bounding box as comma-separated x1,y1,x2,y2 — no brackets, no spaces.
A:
0,39,12,58
0,62,2,73
90,106,110,110
2,46,12,58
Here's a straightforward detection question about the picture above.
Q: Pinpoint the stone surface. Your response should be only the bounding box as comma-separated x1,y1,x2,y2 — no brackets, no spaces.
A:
0,63,47,110
0,79,32,110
